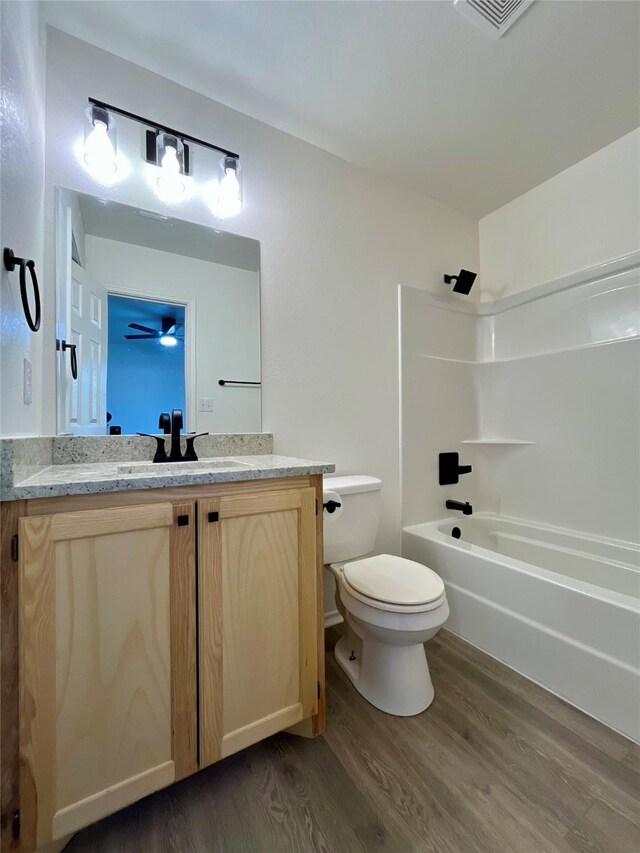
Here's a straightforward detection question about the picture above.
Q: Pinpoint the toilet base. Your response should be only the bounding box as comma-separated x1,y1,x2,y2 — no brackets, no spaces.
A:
334,634,435,716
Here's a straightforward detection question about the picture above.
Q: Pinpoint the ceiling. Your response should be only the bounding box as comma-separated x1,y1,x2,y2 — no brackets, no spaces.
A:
43,1,640,217
77,192,260,271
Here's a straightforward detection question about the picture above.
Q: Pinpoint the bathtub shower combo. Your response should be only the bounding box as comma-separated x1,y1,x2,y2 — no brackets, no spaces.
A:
400,255,640,742
403,514,639,740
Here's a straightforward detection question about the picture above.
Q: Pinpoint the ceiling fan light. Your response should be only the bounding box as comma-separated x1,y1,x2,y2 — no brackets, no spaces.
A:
159,334,178,347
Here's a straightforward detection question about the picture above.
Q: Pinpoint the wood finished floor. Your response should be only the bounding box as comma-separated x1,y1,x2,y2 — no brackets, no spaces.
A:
66,629,640,853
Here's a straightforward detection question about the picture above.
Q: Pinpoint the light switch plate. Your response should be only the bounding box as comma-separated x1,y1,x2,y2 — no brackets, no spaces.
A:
198,398,213,412
23,358,32,405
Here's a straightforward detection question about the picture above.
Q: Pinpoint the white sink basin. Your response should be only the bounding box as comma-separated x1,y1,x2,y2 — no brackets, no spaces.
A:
118,458,254,475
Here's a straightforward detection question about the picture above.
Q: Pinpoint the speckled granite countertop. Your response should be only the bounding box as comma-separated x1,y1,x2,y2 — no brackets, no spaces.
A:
3,454,334,500
0,436,334,500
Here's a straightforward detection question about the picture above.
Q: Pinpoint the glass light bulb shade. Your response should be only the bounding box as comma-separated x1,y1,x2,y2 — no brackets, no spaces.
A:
83,105,117,175
159,334,178,347
156,132,186,198
160,145,180,174
215,156,243,217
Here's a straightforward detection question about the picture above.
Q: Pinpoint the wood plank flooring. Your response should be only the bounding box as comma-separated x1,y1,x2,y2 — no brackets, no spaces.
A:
65,629,639,853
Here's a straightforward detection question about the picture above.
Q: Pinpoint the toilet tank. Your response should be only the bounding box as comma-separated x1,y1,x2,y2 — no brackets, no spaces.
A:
323,475,382,564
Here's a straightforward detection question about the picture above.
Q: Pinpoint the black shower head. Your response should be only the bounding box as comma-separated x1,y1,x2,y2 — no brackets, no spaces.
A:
444,268,477,295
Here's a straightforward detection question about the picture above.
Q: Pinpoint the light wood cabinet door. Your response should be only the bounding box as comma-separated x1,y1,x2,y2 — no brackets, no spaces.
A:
198,488,318,766
19,502,197,850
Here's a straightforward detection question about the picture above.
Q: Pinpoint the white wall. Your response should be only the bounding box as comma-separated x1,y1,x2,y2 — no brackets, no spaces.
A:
479,129,640,300
85,235,261,433
0,1,46,435
43,28,479,555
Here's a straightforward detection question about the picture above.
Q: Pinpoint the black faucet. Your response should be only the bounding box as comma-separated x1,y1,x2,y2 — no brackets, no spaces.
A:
168,409,183,461
138,409,208,463
446,499,473,516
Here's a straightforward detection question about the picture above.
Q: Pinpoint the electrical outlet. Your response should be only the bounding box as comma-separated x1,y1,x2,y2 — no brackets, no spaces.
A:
198,398,213,412
23,358,32,405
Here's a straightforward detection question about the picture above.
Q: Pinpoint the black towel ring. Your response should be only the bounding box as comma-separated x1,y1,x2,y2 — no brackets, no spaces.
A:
3,247,41,332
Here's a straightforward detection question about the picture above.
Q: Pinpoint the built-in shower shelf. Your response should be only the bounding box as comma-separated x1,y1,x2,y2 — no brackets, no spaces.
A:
462,438,535,445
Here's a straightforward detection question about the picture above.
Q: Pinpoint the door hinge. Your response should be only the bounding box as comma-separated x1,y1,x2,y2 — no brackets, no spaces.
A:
12,809,20,839
11,535,19,562
315,499,318,515
208,511,219,523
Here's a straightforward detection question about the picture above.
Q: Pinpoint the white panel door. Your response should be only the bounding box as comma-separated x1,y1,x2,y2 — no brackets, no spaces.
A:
68,264,107,434
56,191,108,434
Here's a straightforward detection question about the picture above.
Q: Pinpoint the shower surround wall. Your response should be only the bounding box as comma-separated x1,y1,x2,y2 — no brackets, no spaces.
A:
401,256,640,544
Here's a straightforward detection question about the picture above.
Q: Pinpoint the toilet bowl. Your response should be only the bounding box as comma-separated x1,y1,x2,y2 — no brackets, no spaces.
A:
329,555,449,715
323,476,449,716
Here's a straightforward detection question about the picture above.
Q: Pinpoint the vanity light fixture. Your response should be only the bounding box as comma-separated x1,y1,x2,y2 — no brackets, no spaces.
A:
214,156,243,217
155,133,186,201
83,104,117,177
84,98,243,214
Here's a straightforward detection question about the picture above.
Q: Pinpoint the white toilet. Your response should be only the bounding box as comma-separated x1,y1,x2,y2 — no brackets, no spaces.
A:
324,475,449,716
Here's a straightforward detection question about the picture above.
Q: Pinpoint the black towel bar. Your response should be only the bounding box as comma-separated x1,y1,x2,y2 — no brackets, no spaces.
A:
218,380,261,387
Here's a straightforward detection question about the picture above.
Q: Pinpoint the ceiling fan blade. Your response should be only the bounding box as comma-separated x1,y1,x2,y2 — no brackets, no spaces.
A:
125,334,156,339
128,322,157,334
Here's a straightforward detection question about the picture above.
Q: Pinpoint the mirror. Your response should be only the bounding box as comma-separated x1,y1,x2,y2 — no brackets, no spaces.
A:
55,189,261,436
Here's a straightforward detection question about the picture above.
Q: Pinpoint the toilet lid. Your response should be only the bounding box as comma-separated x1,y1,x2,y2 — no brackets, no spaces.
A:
343,554,444,606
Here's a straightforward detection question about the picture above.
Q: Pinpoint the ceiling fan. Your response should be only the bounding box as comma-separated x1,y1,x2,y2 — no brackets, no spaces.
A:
125,316,183,347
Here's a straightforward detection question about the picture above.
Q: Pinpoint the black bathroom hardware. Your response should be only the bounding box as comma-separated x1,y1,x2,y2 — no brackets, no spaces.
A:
444,268,477,296
439,452,472,485
446,499,473,516
139,409,209,463
138,432,169,463
56,339,78,380
168,408,184,461
158,412,171,434
451,527,462,539
88,97,239,160
218,380,261,387
323,499,342,514
4,248,41,332
183,433,209,462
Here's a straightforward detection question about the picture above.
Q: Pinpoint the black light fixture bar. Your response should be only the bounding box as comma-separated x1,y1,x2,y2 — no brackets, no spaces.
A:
88,97,240,160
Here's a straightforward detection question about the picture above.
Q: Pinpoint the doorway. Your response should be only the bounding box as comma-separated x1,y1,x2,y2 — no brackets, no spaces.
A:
106,294,186,435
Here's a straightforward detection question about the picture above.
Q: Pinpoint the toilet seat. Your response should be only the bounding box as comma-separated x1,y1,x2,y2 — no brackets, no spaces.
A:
336,554,446,614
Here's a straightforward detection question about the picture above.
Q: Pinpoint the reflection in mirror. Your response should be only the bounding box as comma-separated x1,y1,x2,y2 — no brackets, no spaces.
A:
55,188,261,436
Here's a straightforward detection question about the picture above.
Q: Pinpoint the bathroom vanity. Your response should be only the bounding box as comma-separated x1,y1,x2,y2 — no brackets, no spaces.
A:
0,440,333,851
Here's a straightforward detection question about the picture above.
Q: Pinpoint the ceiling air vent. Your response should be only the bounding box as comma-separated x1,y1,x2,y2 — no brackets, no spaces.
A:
454,0,536,39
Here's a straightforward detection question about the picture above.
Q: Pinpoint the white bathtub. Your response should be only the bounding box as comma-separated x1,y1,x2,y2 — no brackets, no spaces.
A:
402,513,640,742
